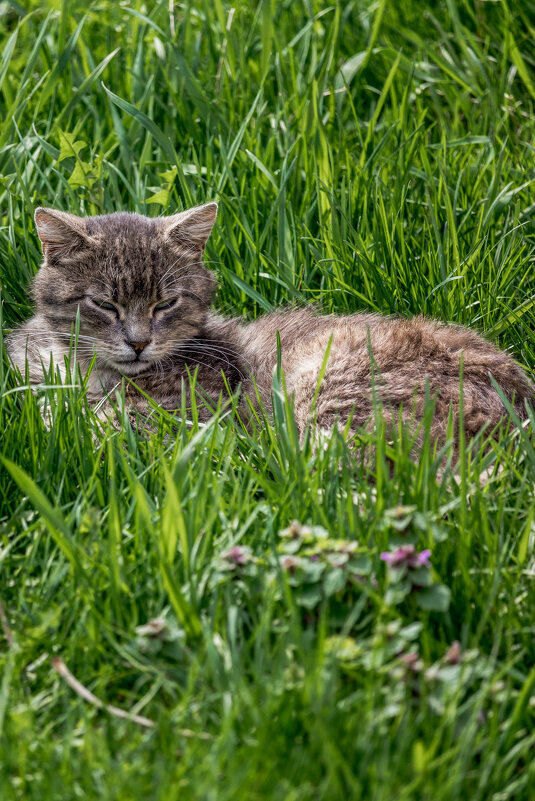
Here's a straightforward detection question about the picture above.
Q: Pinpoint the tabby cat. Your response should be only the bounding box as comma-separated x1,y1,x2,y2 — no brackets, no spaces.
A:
7,202,534,450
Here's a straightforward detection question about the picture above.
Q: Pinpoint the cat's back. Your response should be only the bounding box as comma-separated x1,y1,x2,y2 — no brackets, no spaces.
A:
240,309,533,437
239,307,380,366
243,309,460,378
252,310,526,384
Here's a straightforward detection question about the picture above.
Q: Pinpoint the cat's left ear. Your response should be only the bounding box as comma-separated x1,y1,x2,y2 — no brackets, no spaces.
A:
163,202,218,249
34,207,94,261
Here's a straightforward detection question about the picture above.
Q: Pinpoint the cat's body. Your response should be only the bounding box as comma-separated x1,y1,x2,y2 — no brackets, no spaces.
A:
232,308,533,446
7,203,534,451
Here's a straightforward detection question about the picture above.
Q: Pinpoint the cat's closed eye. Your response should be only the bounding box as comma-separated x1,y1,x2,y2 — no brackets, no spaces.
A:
153,298,178,312
90,298,119,315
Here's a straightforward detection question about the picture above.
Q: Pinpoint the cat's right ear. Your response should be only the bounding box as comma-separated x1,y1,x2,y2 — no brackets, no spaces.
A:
34,208,93,261
163,202,218,250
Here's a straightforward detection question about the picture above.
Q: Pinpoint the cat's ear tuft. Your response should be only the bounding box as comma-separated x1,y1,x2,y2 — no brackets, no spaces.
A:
163,202,218,249
34,207,92,260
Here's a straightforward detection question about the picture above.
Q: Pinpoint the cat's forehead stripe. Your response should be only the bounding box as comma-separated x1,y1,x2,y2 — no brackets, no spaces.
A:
84,232,198,303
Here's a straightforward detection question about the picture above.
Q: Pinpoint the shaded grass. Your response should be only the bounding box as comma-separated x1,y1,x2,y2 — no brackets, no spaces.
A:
2,0,535,798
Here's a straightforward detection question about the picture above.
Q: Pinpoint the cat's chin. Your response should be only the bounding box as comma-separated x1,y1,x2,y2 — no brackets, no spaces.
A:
111,359,152,376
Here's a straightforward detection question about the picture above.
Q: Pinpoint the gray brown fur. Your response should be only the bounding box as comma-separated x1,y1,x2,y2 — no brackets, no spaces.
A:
7,204,534,452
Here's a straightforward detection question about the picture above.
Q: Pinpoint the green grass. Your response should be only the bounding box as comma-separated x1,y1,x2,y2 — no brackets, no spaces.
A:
2,0,535,798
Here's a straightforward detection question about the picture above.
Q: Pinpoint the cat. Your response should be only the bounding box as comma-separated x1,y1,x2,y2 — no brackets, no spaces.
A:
7,202,534,453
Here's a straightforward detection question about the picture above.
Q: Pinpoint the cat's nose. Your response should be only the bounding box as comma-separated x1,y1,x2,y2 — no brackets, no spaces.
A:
127,340,150,354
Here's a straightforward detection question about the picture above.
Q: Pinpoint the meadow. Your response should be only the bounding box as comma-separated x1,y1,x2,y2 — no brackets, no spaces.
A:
2,0,535,798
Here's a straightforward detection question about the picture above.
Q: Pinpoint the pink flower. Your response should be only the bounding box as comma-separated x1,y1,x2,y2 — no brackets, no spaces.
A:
399,651,423,672
444,641,462,665
380,545,431,569
221,545,252,567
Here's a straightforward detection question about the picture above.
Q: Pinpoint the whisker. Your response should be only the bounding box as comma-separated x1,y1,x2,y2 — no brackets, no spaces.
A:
166,341,244,363
169,345,249,373
165,339,256,371
157,256,185,288
167,347,252,387
167,353,230,380
166,336,243,350
19,331,103,343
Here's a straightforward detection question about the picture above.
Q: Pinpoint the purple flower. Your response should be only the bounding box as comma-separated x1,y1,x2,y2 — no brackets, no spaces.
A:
380,545,431,569
221,545,252,567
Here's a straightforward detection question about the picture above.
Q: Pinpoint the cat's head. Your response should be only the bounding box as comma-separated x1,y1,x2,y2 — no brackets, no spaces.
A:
32,203,218,375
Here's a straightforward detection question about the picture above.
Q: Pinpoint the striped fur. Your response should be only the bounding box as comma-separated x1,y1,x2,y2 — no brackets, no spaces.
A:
7,204,534,452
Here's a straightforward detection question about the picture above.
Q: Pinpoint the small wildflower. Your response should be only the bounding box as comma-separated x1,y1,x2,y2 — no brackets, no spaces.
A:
280,555,302,573
135,617,167,638
221,545,253,568
280,521,304,540
381,545,431,568
399,651,424,673
134,616,184,654
279,522,328,541
444,640,462,665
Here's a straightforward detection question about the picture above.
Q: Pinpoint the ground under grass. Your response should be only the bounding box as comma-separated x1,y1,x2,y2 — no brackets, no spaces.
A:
1,1,535,798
